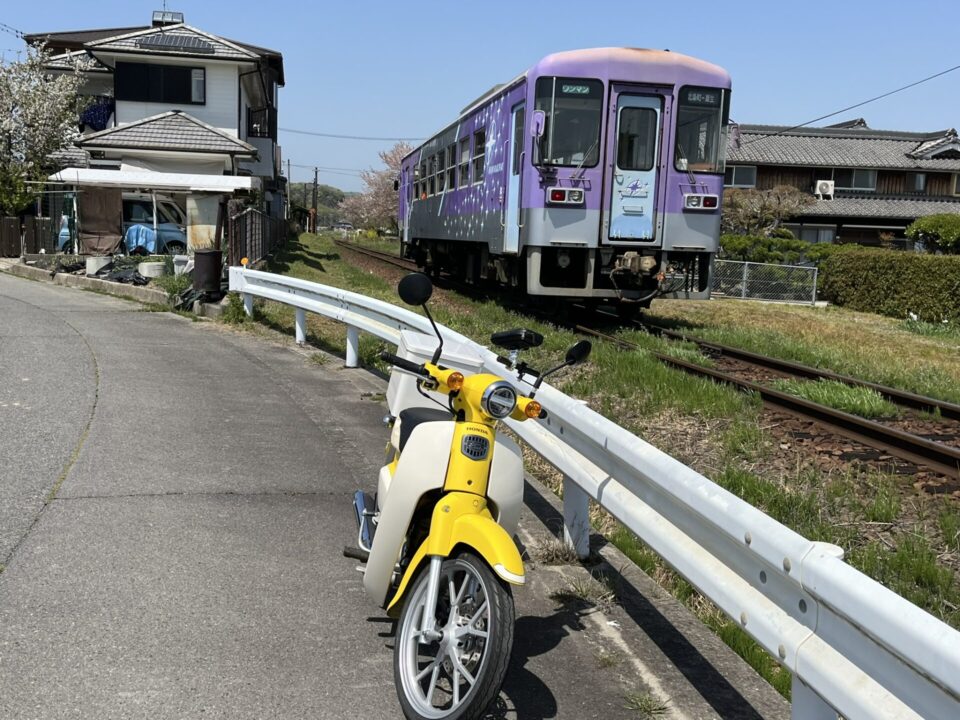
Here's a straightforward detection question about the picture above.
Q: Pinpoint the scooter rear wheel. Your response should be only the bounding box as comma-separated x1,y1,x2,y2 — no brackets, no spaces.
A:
394,551,514,720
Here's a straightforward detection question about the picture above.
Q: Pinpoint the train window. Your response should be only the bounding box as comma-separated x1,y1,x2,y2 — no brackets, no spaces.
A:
459,138,471,187
534,77,603,167
428,155,436,196
437,151,446,192
674,86,729,174
617,107,657,171
447,145,457,189
512,108,525,175
473,129,486,182
418,162,426,199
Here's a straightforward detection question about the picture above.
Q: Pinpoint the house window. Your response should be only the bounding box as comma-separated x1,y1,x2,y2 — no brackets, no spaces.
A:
472,128,486,183
115,62,205,105
833,169,876,191
724,165,757,188
446,145,457,189
905,172,926,193
799,225,836,244
458,137,470,187
955,174,960,196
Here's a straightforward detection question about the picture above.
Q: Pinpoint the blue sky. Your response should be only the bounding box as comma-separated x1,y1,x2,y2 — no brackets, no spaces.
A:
3,0,959,191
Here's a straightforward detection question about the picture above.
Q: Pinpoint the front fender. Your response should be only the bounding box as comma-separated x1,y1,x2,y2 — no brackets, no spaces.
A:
386,492,525,616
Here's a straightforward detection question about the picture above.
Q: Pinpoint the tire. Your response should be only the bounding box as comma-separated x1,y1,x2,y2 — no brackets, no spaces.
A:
394,552,514,720
165,243,186,256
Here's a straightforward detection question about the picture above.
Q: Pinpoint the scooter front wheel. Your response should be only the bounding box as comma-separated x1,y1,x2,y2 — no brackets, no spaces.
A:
394,552,514,720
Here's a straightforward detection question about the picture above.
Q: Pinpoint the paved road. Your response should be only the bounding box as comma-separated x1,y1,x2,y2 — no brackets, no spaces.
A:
0,271,788,719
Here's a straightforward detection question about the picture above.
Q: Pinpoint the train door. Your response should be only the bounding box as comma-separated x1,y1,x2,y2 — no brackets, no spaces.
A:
502,102,524,254
606,92,663,242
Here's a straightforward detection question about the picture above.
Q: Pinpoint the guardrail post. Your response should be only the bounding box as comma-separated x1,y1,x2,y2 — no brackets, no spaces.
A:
295,308,307,345
345,325,360,368
242,292,253,317
791,676,835,719
562,475,590,559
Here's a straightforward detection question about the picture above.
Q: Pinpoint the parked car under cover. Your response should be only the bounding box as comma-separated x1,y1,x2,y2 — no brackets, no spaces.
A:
59,194,187,254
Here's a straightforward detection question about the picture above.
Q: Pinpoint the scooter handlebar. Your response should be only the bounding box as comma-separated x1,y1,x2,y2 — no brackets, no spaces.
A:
380,351,429,377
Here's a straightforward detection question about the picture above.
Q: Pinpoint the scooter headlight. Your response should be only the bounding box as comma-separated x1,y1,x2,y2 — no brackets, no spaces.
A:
482,381,517,419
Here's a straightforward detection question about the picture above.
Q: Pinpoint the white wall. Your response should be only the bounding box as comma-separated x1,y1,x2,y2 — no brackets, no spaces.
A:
115,61,241,136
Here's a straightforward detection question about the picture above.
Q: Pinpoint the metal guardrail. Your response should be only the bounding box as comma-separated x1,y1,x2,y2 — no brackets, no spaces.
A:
713,259,819,305
229,266,960,720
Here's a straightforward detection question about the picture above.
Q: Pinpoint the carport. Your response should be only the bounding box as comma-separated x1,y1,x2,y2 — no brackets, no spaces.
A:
47,168,261,254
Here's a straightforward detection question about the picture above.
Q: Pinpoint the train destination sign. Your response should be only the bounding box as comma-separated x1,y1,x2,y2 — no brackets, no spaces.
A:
683,89,721,106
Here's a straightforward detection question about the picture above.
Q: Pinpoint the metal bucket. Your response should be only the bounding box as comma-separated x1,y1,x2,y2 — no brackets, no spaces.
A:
193,249,223,293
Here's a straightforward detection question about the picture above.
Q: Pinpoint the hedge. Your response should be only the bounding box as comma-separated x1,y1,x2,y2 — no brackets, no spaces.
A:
819,247,960,322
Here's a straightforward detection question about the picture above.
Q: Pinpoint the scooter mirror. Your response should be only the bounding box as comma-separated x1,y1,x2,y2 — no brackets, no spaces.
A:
565,340,592,366
397,272,433,306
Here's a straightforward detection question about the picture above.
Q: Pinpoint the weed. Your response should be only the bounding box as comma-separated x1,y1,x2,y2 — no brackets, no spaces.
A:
902,318,960,340
550,571,618,613
863,480,900,524
221,293,249,324
152,272,191,301
771,379,898,418
594,647,620,668
533,536,580,565
309,352,328,365
623,690,670,717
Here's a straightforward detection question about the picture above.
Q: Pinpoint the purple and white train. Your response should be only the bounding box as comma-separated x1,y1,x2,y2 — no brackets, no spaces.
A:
398,47,731,312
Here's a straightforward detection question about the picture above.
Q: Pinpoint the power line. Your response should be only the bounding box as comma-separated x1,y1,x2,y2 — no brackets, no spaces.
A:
280,126,422,142
0,22,24,39
743,62,960,145
289,162,365,174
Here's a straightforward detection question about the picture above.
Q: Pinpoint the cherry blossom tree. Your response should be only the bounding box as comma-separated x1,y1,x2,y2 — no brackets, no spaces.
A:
338,142,412,231
0,47,89,215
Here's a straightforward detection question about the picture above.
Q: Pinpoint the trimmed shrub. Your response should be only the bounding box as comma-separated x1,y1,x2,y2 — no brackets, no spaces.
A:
819,247,960,322
905,214,960,254
719,234,811,264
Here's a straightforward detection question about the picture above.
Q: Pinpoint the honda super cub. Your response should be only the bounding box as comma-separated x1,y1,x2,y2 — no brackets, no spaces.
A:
344,272,590,720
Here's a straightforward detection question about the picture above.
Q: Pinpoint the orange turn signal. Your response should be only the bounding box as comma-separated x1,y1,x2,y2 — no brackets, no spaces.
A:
240,257,249,267
446,372,464,391
524,400,542,419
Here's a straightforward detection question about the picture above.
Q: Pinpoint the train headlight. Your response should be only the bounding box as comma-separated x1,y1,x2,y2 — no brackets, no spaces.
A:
684,194,719,211
482,381,517,419
547,187,585,205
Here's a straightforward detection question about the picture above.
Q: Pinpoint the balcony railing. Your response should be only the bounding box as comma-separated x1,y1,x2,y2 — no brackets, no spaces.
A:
247,106,277,140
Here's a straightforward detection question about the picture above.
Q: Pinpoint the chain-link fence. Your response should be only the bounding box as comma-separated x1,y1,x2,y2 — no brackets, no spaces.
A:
712,259,818,305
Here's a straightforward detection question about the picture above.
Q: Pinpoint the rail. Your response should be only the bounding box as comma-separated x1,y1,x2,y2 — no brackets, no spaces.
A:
229,266,960,720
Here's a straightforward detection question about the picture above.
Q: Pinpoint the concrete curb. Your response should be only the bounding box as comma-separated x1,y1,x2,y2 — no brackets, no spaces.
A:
1,261,171,306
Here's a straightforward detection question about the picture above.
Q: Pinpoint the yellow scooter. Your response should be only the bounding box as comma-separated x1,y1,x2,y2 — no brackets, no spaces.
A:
345,272,590,720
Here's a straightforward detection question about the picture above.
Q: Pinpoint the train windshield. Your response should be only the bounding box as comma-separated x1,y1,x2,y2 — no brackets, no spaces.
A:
534,77,603,167
674,86,729,174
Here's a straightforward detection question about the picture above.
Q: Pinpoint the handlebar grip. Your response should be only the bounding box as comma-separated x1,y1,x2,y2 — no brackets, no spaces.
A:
380,351,427,376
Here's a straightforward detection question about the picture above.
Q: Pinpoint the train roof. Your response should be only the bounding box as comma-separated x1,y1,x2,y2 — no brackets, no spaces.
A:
403,47,731,164
532,47,730,87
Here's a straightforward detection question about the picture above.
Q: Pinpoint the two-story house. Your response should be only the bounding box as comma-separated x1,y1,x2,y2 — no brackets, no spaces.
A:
26,11,285,250
724,118,960,246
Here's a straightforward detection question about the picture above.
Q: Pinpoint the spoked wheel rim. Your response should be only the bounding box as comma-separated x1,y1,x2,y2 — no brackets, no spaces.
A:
397,557,494,718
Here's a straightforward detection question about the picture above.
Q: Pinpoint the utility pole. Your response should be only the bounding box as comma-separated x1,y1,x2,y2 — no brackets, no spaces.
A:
312,167,318,212
286,159,291,180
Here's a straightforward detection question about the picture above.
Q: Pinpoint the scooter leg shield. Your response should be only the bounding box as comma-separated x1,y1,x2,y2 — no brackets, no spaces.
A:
386,493,525,617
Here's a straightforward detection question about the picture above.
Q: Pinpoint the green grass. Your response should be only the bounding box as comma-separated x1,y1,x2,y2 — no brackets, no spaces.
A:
902,318,960,340
623,690,670,717
151,272,192,300
771,378,899,418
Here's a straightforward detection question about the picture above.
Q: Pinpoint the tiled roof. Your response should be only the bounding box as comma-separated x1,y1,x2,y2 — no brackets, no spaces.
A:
85,24,258,61
803,195,960,219
728,122,960,171
77,111,257,156
24,26,150,50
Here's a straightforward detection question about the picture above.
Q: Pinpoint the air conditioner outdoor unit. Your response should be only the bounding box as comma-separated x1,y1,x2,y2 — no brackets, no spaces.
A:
815,179,835,199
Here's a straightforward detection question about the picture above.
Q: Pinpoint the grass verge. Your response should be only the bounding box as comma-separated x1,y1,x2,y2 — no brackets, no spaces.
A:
770,378,899,418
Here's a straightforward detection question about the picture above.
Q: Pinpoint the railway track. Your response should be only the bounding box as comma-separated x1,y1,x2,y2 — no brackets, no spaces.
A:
333,239,417,272
336,237,960,479
576,324,960,479
634,321,960,421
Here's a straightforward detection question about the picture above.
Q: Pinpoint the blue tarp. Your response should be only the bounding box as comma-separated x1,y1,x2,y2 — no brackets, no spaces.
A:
124,224,159,254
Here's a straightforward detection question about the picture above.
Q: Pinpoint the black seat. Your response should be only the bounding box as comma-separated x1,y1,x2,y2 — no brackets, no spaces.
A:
398,407,452,453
